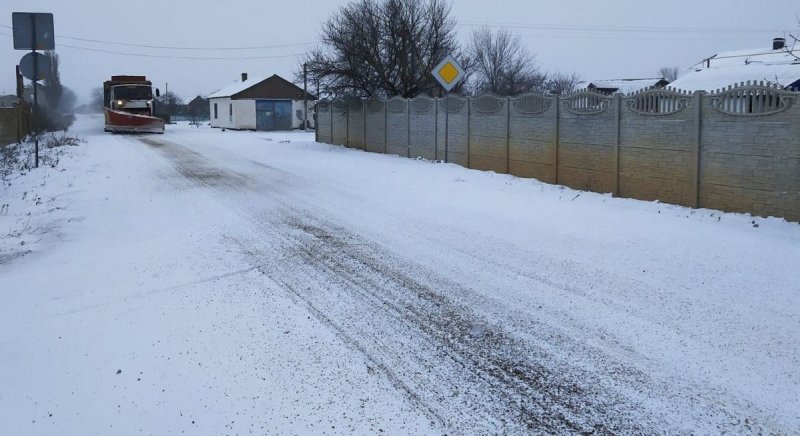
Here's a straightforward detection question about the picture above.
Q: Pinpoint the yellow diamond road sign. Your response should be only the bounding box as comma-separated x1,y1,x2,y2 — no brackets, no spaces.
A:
433,55,465,92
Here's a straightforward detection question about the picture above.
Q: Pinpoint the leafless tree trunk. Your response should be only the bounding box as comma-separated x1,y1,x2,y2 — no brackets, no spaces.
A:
300,0,461,98
468,27,546,96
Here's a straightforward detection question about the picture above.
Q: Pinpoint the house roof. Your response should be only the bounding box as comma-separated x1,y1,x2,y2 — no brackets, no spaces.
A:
0,94,20,108
207,74,317,100
187,96,208,107
669,43,800,91
583,78,669,94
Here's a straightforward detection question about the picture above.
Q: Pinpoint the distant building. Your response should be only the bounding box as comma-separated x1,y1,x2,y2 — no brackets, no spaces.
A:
581,78,670,95
0,94,21,108
668,37,800,91
207,74,316,131
187,96,209,120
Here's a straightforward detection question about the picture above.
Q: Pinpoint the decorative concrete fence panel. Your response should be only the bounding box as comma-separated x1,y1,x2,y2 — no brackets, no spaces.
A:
330,100,348,147
409,96,437,160
365,98,386,154
436,95,469,167
700,83,800,221
557,90,616,194
316,101,333,144
468,94,509,173
347,99,365,150
508,93,558,183
619,88,697,207
386,97,409,158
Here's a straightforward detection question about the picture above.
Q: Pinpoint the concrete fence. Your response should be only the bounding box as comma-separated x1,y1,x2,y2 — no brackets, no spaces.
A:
316,83,800,222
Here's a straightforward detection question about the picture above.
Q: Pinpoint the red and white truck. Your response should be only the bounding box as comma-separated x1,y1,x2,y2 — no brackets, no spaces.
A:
103,75,165,134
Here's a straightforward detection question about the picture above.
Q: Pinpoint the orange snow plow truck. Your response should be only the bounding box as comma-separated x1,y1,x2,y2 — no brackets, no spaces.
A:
103,75,165,134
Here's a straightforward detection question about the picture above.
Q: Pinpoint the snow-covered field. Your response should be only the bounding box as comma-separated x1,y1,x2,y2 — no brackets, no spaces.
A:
1,115,799,435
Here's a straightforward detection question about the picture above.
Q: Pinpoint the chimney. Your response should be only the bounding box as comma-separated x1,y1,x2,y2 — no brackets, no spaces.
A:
773,37,786,50
241,72,248,82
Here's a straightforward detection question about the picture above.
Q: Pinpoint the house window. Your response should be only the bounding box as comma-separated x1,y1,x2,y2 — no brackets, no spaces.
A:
214,103,218,119
229,104,233,123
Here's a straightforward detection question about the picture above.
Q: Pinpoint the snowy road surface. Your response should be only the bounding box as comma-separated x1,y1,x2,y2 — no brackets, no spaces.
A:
2,116,799,434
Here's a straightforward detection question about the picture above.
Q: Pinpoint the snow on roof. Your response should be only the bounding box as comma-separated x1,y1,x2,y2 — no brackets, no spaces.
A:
669,63,800,92
207,75,271,99
671,44,800,91
585,78,667,94
697,46,799,69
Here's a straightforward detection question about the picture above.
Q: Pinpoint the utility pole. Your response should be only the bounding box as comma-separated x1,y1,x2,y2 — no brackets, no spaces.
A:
303,63,308,131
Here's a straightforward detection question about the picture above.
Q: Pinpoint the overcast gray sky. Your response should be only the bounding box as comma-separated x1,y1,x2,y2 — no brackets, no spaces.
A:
1,0,798,102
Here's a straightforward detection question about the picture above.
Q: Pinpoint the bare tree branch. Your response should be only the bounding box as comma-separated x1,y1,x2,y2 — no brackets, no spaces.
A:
658,66,680,82
468,27,546,96
543,72,581,96
299,0,461,99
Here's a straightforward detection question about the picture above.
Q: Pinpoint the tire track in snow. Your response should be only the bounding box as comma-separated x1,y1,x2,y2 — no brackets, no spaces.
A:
135,134,776,434
225,213,665,434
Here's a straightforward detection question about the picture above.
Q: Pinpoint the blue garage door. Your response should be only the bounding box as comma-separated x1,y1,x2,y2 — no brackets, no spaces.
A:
256,100,292,131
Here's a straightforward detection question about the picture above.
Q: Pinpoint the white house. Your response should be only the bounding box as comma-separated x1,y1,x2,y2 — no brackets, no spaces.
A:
669,37,800,91
207,74,316,131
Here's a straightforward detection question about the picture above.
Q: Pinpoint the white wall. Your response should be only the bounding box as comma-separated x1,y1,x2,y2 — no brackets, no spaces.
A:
211,98,315,130
291,100,316,129
209,98,256,130
233,100,256,130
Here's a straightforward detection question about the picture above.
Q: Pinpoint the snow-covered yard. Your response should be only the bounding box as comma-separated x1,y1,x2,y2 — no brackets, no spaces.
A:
1,115,799,434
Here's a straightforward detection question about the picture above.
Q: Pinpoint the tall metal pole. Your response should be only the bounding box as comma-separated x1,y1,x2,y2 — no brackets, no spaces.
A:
444,93,449,164
303,63,308,131
31,14,39,168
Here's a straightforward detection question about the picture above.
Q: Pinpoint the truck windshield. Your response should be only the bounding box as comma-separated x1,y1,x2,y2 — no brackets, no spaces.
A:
112,85,152,101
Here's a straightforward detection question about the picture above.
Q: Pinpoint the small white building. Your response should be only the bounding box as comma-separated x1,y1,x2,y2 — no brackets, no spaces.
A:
207,74,316,131
669,37,800,91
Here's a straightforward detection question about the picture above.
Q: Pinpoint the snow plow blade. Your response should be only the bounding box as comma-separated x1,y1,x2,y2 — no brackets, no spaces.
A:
104,108,165,134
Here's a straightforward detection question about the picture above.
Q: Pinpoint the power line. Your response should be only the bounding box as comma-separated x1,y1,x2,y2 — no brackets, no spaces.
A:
0,24,314,51
458,21,788,35
0,32,308,60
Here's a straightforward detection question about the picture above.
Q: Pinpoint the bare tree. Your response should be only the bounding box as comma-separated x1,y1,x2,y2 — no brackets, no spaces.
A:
468,27,546,96
155,91,184,119
658,66,680,82
89,87,105,112
544,72,581,96
28,51,75,132
300,0,461,98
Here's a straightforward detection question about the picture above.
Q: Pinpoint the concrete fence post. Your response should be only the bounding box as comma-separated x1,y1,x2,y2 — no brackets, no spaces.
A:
554,96,560,184
613,93,622,197
363,100,367,151
692,91,703,208
466,96,471,168
434,98,439,161
345,102,350,148
406,97,411,158
505,96,511,174
384,99,388,154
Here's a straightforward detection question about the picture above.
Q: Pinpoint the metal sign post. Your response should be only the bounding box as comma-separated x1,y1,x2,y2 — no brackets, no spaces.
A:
432,55,466,164
12,12,55,168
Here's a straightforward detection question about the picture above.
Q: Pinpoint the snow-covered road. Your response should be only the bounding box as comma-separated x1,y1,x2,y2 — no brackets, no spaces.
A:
2,116,799,434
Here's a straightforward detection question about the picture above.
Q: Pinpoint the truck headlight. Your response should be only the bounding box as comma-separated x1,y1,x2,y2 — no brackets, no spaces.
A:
116,100,124,107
